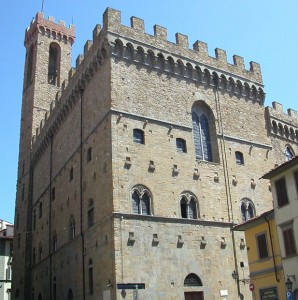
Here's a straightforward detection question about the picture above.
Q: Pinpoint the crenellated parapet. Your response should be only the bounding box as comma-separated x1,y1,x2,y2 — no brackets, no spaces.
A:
24,12,75,47
266,101,298,143
30,7,266,165
103,8,264,88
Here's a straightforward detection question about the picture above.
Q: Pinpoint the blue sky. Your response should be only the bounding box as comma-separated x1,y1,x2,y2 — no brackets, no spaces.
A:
1,1,298,223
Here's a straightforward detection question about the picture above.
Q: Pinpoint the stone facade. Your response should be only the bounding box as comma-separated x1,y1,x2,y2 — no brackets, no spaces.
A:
13,7,298,300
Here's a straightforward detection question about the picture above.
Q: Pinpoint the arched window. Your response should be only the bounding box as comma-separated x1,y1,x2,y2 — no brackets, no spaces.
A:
67,289,73,300
240,198,255,222
69,216,75,240
192,102,217,162
131,185,151,215
88,259,94,295
48,43,60,86
180,192,199,219
285,146,294,161
184,273,203,287
180,198,187,218
133,129,145,144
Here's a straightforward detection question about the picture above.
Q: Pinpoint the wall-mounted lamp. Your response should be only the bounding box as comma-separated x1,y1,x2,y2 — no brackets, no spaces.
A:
231,270,250,284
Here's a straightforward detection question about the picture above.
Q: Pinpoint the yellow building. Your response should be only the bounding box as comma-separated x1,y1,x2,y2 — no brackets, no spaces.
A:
234,209,285,300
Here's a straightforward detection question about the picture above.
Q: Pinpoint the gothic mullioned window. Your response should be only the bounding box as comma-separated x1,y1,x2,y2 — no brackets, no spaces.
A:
192,102,217,162
240,198,255,222
180,192,199,219
131,185,151,215
48,43,60,86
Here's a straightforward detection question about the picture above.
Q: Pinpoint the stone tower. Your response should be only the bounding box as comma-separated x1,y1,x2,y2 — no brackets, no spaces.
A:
14,12,75,299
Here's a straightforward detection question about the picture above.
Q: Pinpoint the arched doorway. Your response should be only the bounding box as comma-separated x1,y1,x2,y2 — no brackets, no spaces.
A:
184,273,204,300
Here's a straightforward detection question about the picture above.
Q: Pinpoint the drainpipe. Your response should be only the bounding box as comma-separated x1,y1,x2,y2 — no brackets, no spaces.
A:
264,215,279,282
214,76,241,298
49,135,53,300
80,88,86,300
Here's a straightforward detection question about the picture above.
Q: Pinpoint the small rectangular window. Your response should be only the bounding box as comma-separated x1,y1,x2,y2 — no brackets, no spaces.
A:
133,129,144,144
176,138,187,153
282,225,296,257
235,151,244,165
275,178,288,207
256,233,269,259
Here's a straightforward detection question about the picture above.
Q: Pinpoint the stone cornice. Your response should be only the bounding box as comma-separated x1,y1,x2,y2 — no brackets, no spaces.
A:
113,212,233,228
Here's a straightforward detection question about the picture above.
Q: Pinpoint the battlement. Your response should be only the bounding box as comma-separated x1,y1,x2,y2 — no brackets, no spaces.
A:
31,7,266,164
269,101,298,121
25,12,75,47
101,8,263,85
266,101,298,142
